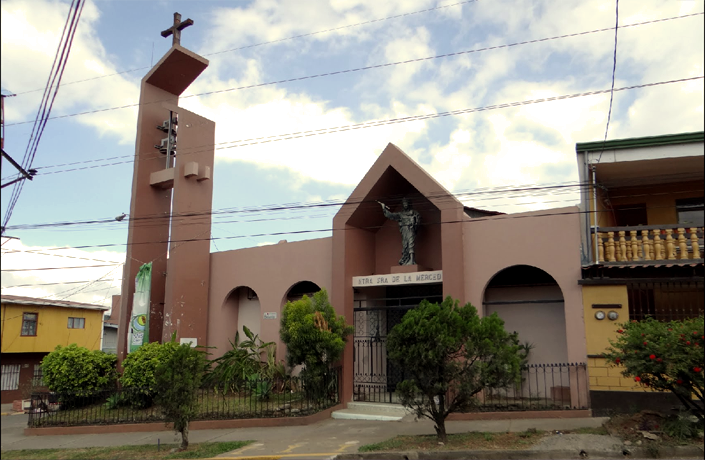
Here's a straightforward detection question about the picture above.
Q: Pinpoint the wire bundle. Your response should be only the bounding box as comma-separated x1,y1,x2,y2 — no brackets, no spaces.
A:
2,0,85,233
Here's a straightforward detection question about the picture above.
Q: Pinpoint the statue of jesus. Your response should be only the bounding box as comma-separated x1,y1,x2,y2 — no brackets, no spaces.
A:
379,197,421,265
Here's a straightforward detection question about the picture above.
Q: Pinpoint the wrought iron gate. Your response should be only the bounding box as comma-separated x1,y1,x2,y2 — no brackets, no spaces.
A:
352,284,442,403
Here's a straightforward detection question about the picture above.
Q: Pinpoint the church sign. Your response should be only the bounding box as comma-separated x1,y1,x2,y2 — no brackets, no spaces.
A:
352,270,442,287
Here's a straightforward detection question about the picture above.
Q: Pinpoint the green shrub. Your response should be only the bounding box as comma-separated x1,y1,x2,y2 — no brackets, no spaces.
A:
664,411,702,440
120,341,177,408
104,393,127,410
41,344,117,407
204,326,278,392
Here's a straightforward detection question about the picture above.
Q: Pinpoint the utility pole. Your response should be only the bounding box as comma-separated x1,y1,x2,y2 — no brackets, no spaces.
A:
1,91,36,236
1,92,35,189
1,91,13,176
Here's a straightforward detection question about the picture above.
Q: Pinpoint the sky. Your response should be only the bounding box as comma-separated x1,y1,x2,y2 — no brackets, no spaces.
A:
1,0,703,310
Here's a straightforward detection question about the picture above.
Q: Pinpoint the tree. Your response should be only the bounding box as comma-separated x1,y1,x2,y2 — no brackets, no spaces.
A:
280,289,353,399
41,344,117,407
603,316,704,422
154,342,207,451
387,297,524,442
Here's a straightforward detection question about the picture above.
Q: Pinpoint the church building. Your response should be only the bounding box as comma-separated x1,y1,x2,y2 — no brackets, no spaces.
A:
115,15,590,414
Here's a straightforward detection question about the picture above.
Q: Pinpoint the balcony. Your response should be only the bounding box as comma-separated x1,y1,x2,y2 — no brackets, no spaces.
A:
592,224,703,264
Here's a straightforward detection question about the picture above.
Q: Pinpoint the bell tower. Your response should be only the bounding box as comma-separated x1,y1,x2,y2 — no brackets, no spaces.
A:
117,13,215,363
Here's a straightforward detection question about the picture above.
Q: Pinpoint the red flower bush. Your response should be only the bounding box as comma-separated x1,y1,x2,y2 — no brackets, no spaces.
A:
604,316,704,423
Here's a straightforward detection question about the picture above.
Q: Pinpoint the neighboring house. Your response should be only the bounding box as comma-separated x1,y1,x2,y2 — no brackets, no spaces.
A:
101,295,121,354
0,295,108,403
576,131,705,414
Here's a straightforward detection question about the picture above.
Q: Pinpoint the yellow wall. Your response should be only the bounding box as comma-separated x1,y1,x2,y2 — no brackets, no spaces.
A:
588,357,651,392
601,181,702,226
582,285,649,392
582,285,629,355
1,303,104,353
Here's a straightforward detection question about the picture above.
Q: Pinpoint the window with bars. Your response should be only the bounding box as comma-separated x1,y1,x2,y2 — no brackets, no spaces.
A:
21,313,38,336
627,281,704,322
1,364,21,391
67,317,85,329
32,364,44,387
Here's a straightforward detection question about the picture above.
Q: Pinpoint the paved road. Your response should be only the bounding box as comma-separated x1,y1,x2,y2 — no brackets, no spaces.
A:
2,410,608,459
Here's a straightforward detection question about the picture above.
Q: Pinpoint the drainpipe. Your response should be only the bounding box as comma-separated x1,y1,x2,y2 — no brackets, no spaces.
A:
591,164,599,264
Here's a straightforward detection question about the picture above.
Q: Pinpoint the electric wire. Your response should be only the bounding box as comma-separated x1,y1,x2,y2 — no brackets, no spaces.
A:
27,75,705,179
1,264,121,272
1,201,695,256
6,12,701,128
11,0,480,96
4,173,702,233
1,0,85,232
595,0,619,165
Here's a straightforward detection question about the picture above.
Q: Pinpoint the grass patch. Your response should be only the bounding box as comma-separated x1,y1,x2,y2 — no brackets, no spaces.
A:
566,426,610,436
0,441,252,460
359,430,545,452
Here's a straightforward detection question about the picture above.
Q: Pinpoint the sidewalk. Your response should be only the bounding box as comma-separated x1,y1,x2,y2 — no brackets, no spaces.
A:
2,410,608,458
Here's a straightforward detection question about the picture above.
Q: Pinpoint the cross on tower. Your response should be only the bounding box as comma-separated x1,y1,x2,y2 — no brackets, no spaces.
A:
161,12,194,47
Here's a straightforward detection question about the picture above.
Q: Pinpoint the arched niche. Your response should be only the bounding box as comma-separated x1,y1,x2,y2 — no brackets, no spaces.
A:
283,280,322,304
223,285,261,343
483,265,568,365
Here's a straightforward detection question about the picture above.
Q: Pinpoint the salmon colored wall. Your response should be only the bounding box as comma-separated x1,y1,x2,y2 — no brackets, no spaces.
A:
207,238,333,361
1,304,104,353
463,207,587,365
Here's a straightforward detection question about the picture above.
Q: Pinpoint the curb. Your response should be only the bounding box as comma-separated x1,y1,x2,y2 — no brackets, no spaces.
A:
335,445,705,459
0,412,26,416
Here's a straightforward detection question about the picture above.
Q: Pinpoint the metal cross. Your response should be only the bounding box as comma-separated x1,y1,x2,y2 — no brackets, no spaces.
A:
161,12,194,47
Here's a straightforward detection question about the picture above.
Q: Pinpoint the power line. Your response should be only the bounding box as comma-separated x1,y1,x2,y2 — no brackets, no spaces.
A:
11,0,480,96
2,198,699,289
1,279,120,288
26,74,705,179
6,12,701,128
4,172,702,233
1,264,120,272
595,0,620,165
2,0,85,233
1,201,694,255
2,181,595,231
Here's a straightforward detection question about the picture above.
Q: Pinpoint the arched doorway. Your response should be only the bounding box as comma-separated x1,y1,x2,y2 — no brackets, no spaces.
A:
223,286,261,343
483,265,568,365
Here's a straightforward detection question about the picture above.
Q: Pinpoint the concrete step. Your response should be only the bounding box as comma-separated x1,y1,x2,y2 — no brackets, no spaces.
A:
331,402,412,421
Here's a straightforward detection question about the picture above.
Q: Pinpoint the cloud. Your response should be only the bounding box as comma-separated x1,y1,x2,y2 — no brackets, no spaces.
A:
1,238,125,309
1,0,139,144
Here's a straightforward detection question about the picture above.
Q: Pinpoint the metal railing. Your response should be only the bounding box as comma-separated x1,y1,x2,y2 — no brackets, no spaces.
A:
628,281,704,322
28,367,341,428
473,363,589,411
354,362,589,411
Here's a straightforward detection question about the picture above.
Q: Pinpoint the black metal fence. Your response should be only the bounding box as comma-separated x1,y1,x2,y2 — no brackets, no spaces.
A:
628,281,704,322
354,362,589,411
473,363,589,411
28,367,341,428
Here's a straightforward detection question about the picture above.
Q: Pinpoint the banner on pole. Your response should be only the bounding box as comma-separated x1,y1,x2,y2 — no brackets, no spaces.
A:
128,262,152,353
